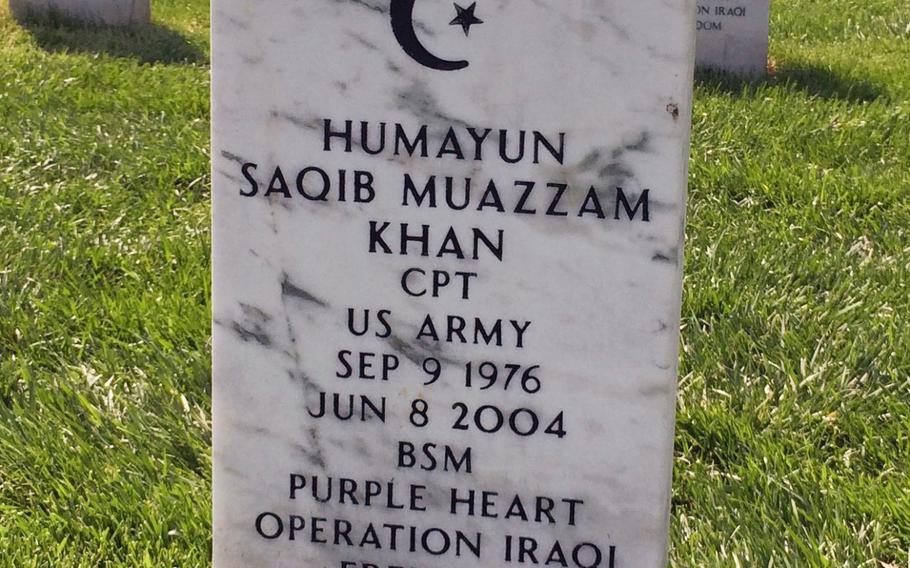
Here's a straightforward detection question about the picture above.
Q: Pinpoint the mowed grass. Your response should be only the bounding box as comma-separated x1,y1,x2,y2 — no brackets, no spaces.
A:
0,1,211,566
0,1,907,566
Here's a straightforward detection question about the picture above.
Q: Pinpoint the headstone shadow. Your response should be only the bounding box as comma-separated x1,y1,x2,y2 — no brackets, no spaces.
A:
696,63,883,103
16,13,205,65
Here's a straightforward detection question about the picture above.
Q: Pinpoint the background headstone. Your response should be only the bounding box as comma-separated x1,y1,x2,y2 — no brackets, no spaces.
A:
695,0,771,75
9,0,150,26
212,1,696,567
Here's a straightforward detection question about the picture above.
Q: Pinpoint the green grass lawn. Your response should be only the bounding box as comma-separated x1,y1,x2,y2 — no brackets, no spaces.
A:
0,1,908,566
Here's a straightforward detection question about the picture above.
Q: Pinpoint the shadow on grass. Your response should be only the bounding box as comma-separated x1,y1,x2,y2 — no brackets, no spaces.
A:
696,63,884,103
16,13,205,65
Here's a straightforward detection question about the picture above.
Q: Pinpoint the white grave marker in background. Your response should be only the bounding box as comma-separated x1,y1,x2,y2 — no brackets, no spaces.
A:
696,0,771,75
212,1,696,566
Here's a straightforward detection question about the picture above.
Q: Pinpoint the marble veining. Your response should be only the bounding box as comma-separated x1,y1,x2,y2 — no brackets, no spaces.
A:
213,1,696,567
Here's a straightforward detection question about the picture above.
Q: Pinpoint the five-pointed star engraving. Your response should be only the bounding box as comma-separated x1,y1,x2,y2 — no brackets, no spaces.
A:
449,2,483,36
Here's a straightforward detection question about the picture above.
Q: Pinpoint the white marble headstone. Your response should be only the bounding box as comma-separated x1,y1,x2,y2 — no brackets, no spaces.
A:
695,0,771,75
212,1,696,567
9,0,150,25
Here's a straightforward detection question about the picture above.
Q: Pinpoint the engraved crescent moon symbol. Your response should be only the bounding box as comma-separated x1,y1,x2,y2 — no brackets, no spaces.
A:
390,0,469,71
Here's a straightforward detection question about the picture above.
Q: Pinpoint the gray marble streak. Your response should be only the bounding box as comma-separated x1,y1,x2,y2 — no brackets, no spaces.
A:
213,1,696,567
